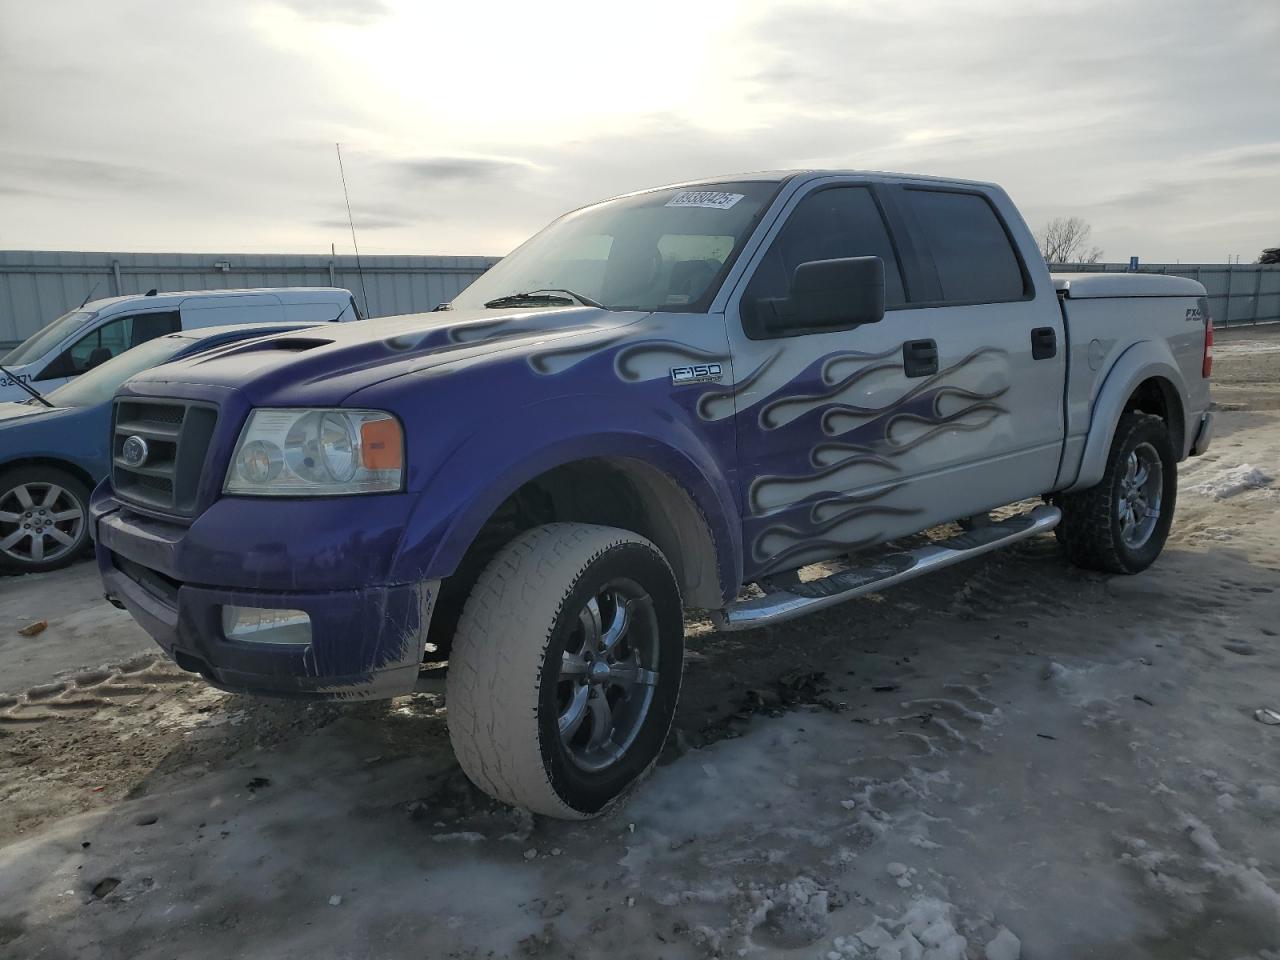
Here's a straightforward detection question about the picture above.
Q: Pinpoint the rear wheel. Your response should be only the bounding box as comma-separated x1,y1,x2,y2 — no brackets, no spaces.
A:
446,523,683,818
1056,412,1176,574
0,466,91,574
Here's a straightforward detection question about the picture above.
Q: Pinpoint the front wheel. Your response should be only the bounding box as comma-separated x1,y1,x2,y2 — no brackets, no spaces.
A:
1056,412,1177,574
0,466,91,574
446,523,684,818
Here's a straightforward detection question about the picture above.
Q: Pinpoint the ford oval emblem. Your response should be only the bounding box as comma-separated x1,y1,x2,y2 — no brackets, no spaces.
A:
121,435,149,468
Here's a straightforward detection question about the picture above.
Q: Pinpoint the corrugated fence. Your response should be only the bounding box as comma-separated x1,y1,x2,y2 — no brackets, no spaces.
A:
1052,262,1280,328
0,250,499,348
3,251,1276,349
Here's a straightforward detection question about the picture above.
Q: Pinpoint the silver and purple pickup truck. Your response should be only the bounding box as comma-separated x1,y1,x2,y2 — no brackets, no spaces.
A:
92,171,1213,818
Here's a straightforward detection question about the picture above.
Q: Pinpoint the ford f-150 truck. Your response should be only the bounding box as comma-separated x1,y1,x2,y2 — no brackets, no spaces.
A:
91,171,1214,819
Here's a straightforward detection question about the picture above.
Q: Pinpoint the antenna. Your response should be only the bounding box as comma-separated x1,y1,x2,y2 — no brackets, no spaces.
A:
335,142,370,316
79,280,101,308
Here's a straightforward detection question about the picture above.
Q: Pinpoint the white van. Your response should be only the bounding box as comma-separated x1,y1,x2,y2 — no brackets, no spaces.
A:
0,287,360,402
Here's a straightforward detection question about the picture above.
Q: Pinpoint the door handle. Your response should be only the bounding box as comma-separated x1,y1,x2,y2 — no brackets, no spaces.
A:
903,339,938,378
1031,326,1057,360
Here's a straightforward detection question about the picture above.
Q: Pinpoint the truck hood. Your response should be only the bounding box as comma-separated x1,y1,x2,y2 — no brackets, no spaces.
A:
125,306,650,407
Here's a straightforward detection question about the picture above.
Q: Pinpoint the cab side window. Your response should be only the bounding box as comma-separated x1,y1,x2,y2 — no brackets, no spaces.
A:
38,311,180,380
742,186,906,337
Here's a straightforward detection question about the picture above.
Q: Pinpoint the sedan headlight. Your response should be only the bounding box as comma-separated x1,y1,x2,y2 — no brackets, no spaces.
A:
225,408,403,496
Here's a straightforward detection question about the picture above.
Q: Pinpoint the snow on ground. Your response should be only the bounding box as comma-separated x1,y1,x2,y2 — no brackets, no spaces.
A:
1213,339,1280,358
3,356,1280,958
1185,463,1274,500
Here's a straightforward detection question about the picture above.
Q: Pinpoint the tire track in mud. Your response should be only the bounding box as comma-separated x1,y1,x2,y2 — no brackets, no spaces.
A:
0,654,193,728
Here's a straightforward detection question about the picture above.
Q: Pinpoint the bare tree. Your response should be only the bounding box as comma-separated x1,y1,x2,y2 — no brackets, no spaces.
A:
1259,248,1280,265
1039,217,1104,264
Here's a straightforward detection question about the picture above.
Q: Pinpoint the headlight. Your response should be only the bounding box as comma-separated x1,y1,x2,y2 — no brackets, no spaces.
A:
225,408,403,496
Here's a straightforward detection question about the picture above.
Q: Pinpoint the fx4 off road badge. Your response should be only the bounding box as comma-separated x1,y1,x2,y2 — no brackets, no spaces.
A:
671,363,723,385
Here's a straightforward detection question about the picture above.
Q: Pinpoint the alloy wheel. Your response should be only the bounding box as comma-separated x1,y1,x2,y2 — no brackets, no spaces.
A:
1117,441,1163,549
0,481,86,566
556,579,660,773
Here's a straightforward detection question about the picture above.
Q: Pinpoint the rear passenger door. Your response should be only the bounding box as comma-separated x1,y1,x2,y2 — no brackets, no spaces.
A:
725,177,1064,580
888,183,1065,498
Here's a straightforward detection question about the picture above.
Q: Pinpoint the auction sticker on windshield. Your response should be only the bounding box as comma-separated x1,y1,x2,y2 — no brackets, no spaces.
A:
665,191,744,210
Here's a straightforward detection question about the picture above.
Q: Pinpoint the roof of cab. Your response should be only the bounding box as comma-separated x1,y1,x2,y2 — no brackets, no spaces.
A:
85,287,353,313
601,169,1003,206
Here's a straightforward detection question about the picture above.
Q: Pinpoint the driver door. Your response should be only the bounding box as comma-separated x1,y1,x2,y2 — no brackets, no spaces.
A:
726,182,921,578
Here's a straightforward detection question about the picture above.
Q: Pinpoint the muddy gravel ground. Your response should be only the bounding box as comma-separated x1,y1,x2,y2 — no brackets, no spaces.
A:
0,325,1278,960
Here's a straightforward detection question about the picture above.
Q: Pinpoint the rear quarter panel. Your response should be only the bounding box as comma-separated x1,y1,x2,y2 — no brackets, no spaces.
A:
1057,292,1209,489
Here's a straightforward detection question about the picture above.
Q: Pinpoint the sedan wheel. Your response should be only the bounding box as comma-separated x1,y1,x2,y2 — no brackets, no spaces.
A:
0,470,90,573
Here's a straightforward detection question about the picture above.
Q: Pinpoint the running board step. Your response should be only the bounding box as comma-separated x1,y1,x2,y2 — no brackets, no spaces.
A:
712,504,1061,631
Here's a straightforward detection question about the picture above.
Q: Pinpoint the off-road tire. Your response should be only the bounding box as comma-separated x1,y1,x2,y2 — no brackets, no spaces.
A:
1055,412,1177,574
446,523,684,819
0,465,92,574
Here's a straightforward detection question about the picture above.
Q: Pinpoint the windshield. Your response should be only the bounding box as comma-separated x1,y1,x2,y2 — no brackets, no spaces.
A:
2,310,98,366
449,181,781,313
43,334,192,408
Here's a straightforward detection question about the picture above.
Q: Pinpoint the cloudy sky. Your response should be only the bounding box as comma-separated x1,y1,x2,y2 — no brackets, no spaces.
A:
1,0,1276,262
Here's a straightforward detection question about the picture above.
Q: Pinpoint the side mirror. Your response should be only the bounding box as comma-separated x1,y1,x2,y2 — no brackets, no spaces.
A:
756,256,885,337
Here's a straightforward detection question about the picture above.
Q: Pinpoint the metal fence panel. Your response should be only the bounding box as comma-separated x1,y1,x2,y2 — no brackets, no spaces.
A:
1050,262,1280,327
5,251,1276,348
0,250,499,347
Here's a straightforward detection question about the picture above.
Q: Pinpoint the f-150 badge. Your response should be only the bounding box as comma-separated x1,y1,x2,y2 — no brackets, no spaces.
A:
671,363,723,385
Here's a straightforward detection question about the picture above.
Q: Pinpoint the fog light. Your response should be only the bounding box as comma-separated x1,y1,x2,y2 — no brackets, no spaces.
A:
222,605,311,645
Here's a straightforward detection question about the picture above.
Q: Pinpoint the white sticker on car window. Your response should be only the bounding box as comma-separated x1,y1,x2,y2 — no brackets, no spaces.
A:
665,191,744,210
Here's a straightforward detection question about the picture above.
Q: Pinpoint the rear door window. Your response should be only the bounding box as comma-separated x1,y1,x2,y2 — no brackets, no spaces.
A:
901,189,1027,304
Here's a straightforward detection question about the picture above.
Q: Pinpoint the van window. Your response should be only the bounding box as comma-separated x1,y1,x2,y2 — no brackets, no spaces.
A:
742,186,906,336
901,189,1027,304
37,311,180,380
2,309,96,366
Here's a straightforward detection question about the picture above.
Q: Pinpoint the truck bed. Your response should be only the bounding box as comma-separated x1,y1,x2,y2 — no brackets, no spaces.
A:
1053,270,1211,489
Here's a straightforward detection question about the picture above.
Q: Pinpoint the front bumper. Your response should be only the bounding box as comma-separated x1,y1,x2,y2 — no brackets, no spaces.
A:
96,505,436,700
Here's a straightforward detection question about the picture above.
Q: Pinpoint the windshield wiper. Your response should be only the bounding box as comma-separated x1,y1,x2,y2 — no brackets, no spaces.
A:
483,288,606,310
0,363,53,408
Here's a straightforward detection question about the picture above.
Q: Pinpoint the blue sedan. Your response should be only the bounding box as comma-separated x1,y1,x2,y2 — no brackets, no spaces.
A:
0,322,320,573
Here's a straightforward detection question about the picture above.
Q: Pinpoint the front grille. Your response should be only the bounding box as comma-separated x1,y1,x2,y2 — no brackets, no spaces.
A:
113,399,218,516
